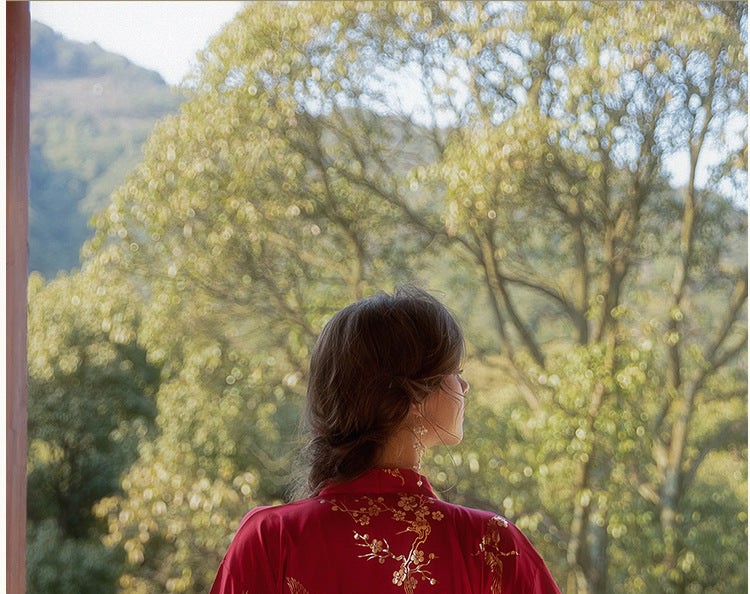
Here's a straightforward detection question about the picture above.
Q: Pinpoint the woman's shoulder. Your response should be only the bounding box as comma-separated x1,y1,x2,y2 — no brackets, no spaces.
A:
236,497,316,533
433,500,549,560
212,500,318,594
224,499,316,564
429,500,560,591
430,496,509,526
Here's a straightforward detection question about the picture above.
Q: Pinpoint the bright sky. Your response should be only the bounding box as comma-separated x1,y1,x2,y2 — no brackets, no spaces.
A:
25,1,746,204
30,1,246,86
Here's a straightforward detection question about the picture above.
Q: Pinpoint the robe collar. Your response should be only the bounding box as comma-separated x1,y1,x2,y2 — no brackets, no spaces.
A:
319,468,436,499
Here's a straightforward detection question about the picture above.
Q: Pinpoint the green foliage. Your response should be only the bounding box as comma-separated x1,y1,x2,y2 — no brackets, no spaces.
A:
27,518,123,594
26,270,159,592
28,2,747,593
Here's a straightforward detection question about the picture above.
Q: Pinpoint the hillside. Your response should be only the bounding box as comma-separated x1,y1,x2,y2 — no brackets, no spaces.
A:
29,21,183,277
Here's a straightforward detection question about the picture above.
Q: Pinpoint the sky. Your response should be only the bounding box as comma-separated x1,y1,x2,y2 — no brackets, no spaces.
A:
30,1,246,86
24,1,747,203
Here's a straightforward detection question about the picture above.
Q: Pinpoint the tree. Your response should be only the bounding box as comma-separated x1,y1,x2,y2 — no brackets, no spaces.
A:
86,2,746,592
26,270,159,593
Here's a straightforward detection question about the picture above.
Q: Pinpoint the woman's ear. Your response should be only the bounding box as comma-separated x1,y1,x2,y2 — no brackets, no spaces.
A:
410,390,436,417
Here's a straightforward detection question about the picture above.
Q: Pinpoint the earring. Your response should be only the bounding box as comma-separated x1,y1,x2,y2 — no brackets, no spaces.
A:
411,422,427,486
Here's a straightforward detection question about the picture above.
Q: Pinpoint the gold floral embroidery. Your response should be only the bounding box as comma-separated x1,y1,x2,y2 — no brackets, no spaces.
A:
476,516,519,594
382,468,407,485
355,532,393,562
398,495,419,512
325,496,386,526
286,577,311,594
324,494,440,593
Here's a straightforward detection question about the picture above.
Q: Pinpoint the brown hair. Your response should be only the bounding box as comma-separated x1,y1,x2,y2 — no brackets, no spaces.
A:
302,285,464,496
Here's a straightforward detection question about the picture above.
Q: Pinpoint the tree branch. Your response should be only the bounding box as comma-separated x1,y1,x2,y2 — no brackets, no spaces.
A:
681,418,747,494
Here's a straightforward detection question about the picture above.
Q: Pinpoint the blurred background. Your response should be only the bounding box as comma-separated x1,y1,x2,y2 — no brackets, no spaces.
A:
26,2,747,593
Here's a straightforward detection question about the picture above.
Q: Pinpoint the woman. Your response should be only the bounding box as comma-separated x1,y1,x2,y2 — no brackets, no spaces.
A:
210,286,561,593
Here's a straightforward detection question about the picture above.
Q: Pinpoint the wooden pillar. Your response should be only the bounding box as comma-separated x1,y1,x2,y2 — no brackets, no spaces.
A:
7,2,30,593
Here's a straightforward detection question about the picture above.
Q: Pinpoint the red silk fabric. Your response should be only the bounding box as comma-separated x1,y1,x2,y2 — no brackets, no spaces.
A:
210,468,561,594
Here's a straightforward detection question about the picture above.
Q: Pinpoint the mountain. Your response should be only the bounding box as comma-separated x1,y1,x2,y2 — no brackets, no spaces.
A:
29,21,183,277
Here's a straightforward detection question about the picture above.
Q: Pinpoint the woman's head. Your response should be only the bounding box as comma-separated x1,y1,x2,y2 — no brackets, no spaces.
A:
304,286,465,495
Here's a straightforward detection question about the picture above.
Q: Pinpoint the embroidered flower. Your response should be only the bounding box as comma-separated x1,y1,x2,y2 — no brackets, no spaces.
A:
392,509,406,521
393,567,407,586
327,491,439,592
474,516,519,594
398,495,417,511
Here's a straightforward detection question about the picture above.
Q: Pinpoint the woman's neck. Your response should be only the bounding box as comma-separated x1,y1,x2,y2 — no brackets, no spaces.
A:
375,425,424,470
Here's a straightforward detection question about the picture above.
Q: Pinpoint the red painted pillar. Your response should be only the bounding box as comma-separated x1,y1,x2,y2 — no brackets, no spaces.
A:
7,2,30,593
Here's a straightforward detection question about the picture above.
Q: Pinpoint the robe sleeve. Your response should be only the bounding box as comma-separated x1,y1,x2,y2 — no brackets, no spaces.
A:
506,521,562,594
209,506,280,594
209,559,247,594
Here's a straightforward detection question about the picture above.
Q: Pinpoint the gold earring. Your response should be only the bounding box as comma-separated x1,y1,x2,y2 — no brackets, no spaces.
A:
412,422,427,486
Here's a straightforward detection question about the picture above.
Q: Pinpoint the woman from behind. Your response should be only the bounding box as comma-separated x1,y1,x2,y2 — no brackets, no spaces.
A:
211,286,561,593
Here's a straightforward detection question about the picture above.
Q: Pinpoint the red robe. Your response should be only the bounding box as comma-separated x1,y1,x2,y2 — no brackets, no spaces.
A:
210,468,561,594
